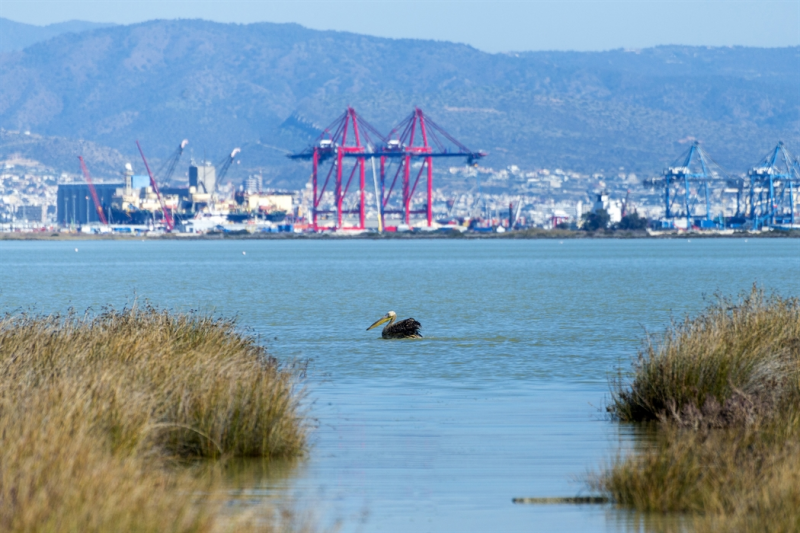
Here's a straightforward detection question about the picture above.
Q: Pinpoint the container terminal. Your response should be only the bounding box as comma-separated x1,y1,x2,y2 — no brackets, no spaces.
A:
2,107,799,235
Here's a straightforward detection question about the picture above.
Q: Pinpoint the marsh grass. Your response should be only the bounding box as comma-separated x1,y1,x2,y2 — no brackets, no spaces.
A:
594,416,800,532
0,305,308,532
610,286,800,426
596,287,800,532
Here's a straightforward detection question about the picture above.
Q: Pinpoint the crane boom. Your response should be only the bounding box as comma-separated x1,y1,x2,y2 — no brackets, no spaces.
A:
216,148,241,183
136,140,175,231
77,156,108,225
155,139,189,185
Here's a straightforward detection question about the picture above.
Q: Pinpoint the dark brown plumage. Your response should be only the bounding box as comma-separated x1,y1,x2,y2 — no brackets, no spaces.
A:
382,317,422,339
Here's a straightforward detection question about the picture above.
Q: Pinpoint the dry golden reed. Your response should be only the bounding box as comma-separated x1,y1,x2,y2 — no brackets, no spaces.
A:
594,417,800,532
610,286,800,426
0,305,308,532
596,287,800,532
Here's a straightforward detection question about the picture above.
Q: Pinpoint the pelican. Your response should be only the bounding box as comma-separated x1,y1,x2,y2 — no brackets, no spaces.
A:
366,311,422,339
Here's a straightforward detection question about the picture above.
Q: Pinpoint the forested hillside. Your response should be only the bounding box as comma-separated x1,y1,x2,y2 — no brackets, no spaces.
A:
0,19,797,186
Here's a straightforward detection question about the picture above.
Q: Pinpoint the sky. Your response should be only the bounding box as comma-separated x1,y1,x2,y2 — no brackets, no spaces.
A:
0,0,798,53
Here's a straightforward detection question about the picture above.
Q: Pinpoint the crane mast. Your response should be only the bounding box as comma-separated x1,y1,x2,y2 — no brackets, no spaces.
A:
621,189,631,218
136,140,175,231
77,156,108,225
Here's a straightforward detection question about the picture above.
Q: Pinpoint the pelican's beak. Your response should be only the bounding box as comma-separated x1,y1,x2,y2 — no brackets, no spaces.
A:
367,315,391,331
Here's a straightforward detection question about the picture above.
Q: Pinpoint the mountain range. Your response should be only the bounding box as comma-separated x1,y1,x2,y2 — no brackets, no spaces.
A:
0,18,797,188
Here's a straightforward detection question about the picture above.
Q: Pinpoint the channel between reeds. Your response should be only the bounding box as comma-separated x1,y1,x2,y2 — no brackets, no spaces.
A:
595,287,800,532
0,305,308,532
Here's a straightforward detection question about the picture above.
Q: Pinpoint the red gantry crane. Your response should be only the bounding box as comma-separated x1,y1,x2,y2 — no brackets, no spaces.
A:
136,140,175,231
77,156,108,225
376,108,486,227
288,107,486,231
288,107,385,231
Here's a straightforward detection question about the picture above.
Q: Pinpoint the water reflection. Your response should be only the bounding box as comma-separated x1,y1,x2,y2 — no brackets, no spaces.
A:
606,509,690,533
223,457,305,495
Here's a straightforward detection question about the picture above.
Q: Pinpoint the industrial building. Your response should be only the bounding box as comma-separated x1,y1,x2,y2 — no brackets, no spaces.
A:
236,191,293,213
15,205,46,225
189,163,216,194
57,183,121,225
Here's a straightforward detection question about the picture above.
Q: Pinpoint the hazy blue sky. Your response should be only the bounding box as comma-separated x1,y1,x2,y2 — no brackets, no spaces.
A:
1,0,798,52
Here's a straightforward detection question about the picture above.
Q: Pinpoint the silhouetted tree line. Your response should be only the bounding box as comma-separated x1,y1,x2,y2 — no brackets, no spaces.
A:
578,209,648,232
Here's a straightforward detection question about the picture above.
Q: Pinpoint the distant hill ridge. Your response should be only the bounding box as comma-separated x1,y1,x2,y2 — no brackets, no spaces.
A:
0,128,128,177
0,17,114,53
0,18,797,186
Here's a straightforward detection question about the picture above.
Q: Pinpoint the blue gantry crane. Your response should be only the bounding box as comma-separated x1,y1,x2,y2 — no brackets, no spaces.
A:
747,141,799,229
661,141,727,229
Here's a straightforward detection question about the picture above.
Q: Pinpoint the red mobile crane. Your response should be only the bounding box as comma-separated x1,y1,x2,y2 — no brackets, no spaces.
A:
136,140,175,231
77,156,108,225
621,189,631,218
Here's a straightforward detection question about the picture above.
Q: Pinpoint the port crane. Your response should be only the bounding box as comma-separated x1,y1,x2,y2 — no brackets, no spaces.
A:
376,108,486,227
289,107,486,231
620,189,631,218
747,141,799,228
511,198,523,228
216,148,241,183
657,141,726,229
77,156,108,225
289,107,385,231
154,139,189,186
136,140,175,231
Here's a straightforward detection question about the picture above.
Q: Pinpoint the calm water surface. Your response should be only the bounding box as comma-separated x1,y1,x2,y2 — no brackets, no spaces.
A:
1,239,798,532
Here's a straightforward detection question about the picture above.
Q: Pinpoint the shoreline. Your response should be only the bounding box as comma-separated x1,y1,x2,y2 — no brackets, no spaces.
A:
1,228,798,241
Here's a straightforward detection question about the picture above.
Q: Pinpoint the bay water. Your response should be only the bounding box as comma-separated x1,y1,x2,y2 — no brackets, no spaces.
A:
1,238,798,532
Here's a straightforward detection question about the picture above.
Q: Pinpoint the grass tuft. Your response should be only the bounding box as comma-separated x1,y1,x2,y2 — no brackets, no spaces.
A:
0,305,306,458
610,286,800,426
596,287,800,532
0,305,308,532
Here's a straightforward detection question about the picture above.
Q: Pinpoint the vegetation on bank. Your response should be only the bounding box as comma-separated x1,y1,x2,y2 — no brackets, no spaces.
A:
0,306,307,532
597,288,800,532
572,208,647,232
610,288,800,426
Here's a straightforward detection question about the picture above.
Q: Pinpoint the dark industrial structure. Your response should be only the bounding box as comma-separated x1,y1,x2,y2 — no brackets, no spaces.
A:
57,183,121,225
